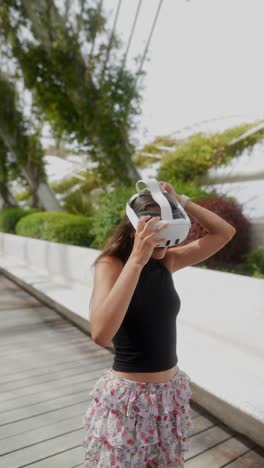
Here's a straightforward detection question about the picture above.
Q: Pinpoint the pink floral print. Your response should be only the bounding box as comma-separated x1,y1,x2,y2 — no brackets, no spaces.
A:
82,367,193,467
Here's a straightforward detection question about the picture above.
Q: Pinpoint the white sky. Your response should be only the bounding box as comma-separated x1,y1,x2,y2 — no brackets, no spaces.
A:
102,0,264,142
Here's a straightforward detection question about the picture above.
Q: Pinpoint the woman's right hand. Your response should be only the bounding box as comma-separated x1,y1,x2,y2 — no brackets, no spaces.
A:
129,216,169,267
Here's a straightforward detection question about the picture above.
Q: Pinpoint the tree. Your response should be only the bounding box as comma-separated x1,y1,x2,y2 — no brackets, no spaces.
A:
134,121,264,184
0,140,18,208
0,70,62,211
0,0,142,184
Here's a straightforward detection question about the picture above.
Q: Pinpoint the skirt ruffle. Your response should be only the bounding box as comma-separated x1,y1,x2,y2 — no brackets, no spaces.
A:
82,368,193,467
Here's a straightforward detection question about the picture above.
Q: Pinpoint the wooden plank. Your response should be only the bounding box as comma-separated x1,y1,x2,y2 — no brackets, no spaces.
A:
1,348,107,383
0,414,84,455
0,339,95,368
1,345,109,375
0,326,79,347
0,300,43,310
0,312,64,328
0,331,88,353
0,309,71,325
0,370,110,425
189,406,203,419
185,433,254,467
0,284,39,295
0,351,107,381
0,292,41,303
226,448,264,467
0,319,84,339
0,400,90,440
0,330,87,348
0,337,91,361
0,321,76,339
187,424,236,457
0,360,110,402
23,446,83,468
0,361,112,408
192,414,219,434
0,351,111,392
0,329,94,350
0,329,87,350
0,276,19,289
0,370,102,411
0,428,83,468
0,290,42,308
0,333,89,358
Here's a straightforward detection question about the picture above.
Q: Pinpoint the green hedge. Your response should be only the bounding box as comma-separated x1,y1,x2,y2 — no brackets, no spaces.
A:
240,246,264,278
218,246,264,279
0,208,39,234
157,122,264,183
15,212,94,247
88,184,136,249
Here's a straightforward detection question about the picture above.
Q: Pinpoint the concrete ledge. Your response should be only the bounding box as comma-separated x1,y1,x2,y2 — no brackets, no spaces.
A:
1,233,263,448
190,381,264,451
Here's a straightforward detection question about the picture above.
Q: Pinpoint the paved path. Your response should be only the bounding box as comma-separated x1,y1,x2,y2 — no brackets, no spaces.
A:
0,273,263,468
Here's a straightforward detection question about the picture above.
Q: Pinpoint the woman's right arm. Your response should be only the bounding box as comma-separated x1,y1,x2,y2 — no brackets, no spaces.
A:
89,215,169,347
89,256,143,347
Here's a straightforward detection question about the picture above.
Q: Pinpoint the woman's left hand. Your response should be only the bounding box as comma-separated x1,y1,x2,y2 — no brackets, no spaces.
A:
159,181,181,202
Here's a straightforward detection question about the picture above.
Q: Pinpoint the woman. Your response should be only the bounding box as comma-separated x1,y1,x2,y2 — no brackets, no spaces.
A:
82,181,236,467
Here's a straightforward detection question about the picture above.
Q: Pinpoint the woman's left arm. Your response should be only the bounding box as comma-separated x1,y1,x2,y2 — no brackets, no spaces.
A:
159,181,236,273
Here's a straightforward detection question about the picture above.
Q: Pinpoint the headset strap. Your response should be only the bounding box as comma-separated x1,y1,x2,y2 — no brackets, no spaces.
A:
137,178,173,220
126,178,188,228
126,193,139,228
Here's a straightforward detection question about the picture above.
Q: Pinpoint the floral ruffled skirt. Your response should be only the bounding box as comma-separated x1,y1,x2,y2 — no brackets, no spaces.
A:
82,367,193,467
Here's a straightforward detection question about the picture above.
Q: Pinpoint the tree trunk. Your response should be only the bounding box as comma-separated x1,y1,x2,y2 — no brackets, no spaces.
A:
37,181,63,212
0,186,18,208
125,161,141,181
0,129,62,212
20,168,62,212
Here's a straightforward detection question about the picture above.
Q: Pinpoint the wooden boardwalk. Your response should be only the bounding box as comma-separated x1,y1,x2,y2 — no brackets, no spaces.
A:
0,272,263,468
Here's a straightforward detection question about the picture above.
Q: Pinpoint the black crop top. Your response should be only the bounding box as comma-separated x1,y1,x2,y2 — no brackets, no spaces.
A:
112,257,181,372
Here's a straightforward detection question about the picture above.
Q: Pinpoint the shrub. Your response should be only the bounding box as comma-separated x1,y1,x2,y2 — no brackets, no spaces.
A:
50,172,100,216
51,172,99,194
133,136,178,167
15,211,94,247
158,132,221,182
157,122,264,182
242,246,264,278
181,196,251,270
0,208,39,233
62,189,94,216
217,246,264,278
88,183,135,249
15,189,32,202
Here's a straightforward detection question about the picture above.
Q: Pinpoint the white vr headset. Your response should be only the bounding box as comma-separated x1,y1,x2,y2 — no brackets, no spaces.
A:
126,178,191,248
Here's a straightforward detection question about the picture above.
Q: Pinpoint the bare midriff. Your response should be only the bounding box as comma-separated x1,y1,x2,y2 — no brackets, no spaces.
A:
111,365,179,383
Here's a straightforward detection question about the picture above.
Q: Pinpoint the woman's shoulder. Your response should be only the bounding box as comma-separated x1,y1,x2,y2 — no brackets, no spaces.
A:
93,256,125,283
96,255,124,268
